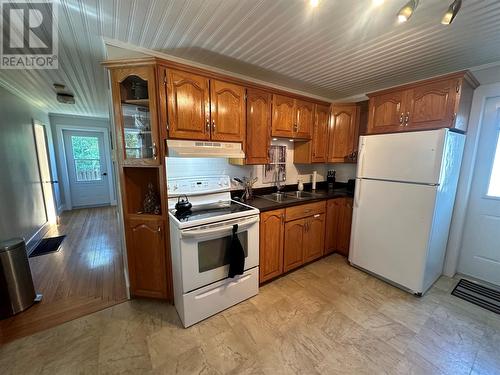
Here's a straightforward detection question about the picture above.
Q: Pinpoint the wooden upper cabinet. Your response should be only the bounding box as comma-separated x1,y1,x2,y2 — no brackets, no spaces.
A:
111,66,161,166
210,80,245,142
293,104,330,164
404,78,458,131
167,69,210,140
295,100,314,139
246,89,271,165
259,209,284,283
272,94,296,137
328,105,359,163
312,104,330,162
367,71,478,134
126,217,168,299
367,91,404,134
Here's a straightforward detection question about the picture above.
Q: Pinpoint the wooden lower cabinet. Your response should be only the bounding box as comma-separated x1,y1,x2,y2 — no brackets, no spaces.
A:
259,209,284,282
259,200,348,283
303,213,326,263
337,198,353,256
125,217,168,299
283,219,306,272
325,197,353,257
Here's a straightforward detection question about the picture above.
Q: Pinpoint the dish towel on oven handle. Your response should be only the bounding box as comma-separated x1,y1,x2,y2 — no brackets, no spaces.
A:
228,224,245,278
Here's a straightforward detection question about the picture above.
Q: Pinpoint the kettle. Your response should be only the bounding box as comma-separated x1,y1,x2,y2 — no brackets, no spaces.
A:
175,195,192,213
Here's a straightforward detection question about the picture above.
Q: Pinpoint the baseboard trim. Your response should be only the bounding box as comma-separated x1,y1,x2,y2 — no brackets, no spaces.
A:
26,221,51,255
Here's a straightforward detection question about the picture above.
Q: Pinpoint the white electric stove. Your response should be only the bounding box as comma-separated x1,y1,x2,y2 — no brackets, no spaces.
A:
167,175,260,327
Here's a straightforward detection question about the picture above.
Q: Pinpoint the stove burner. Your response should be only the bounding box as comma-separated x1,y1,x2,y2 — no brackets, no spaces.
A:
171,200,254,223
174,209,192,222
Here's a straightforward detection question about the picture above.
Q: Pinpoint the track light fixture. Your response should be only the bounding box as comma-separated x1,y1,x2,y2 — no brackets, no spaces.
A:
397,0,419,23
441,0,462,25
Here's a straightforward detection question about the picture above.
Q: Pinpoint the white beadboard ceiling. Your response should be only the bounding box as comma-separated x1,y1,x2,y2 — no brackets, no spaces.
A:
1,0,500,117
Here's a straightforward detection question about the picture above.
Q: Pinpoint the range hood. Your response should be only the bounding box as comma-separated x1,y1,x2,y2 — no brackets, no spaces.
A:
167,140,245,158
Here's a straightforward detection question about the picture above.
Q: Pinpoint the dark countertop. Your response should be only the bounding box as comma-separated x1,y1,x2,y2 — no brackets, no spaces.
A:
241,188,353,212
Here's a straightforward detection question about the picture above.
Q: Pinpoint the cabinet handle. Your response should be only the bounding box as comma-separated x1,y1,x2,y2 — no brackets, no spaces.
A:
281,213,285,223
314,214,320,218
212,119,216,132
166,122,170,131
399,112,404,126
152,142,158,159
156,226,161,233
206,118,210,132
404,112,410,126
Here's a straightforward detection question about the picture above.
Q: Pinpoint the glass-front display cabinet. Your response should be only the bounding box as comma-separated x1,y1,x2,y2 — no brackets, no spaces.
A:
112,66,160,166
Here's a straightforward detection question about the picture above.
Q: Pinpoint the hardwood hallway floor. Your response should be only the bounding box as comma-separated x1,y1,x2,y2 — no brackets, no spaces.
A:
0,207,127,344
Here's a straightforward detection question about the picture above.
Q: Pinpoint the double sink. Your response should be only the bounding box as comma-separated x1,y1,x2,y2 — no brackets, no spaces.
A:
258,191,320,203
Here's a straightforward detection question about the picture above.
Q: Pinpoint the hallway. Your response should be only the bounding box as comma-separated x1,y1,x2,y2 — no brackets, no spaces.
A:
0,207,127,344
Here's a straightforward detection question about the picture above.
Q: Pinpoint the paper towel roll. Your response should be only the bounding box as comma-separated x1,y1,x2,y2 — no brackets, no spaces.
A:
312,171,317,190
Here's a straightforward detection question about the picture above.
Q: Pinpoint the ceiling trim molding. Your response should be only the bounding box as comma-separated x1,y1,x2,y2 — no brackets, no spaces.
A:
103,37,335,103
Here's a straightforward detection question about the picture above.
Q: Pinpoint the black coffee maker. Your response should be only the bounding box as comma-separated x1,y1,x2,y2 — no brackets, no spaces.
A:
327,170,336,191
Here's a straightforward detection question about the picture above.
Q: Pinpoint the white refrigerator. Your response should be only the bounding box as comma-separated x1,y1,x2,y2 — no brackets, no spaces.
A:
349,129,465,295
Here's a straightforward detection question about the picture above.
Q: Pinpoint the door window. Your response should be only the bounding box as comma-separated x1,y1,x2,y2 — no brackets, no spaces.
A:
487,130,500,197
71,135,101,182
198,232,248,273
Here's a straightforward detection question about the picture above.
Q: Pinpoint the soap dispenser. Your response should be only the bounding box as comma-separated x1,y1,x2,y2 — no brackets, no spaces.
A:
297,178,304,191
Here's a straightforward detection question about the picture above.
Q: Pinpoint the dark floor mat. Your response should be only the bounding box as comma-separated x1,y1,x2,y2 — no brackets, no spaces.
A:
451,278,500,314
29,235,66,258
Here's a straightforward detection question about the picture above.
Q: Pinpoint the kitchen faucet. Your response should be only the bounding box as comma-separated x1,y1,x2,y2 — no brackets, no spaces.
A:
274,169,283,193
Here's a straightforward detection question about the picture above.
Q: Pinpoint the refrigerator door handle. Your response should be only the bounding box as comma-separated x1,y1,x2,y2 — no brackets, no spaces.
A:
358,142,366,177
354,179,362,208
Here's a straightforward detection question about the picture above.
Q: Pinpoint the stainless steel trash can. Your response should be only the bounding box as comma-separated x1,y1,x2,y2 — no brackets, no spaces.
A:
0,238,37,319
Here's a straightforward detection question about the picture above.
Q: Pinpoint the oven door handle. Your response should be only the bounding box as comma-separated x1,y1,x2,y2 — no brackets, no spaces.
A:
180,216,259,238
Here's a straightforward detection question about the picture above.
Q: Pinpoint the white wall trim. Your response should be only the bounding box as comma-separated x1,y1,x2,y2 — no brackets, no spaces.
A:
444,82,500,276
55,124,116,211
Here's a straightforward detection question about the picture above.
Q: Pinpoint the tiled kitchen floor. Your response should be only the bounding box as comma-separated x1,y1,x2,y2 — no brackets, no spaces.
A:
1,254,499,375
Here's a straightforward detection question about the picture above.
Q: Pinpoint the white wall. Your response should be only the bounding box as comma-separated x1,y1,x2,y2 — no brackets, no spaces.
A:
0,85,56,244
49,113,114,210
166,139,356,188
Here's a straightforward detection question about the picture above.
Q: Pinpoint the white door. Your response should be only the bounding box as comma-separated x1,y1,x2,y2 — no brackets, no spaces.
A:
63,130,111,208
358,129,447,184
349,178,437,293
458,97,500,286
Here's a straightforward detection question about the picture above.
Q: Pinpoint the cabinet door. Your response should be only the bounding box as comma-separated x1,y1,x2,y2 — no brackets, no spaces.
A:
126,218,167,299
272,94,295,137
311,104,330,162
337,198,353,257
295,100,314,139
167,69,210,140
259,210,284,283
283,219,305,272
325,199,341,255
112,66,160,166
246,89,271,164
328,105,358,163
304,214,326,263
210,80,246,142
367,91,404,134
404,79,458,131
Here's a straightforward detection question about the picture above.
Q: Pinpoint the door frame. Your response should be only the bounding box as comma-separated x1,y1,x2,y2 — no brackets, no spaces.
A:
444,81,500,277
56,125,116,210
33,120,58,224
